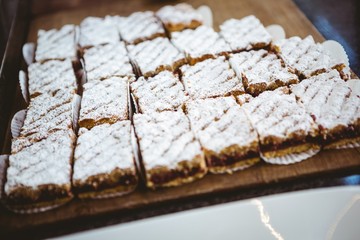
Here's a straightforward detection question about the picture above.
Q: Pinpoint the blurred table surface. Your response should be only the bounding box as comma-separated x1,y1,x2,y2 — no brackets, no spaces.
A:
0,0,359,239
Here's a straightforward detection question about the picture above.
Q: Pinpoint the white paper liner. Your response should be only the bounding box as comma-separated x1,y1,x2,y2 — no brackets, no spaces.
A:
72,94,82,132
19,70,29,103
197,5,213,28
79,58,87,85
5,199,72,214
131,126,146,184
84,187,136,200
11,109,27,138
266,24,286,41
0,155,9,199
130,92,139,114
22,42,35,65
332,141,360,150
260,148,320,165
211,161,258,174
322,40,350,67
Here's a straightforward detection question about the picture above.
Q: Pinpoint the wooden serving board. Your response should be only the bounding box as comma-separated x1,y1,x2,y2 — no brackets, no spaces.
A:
1,0,359,232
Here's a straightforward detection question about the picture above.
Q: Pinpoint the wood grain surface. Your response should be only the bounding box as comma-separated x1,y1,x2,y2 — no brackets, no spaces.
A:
1,0,359,232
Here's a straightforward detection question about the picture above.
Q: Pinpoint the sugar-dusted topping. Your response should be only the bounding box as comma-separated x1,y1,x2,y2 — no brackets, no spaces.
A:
73,121,135,182
290,70,360,131
242,90,316,142
79,16,119,48
229,49,298,94
236,93,253,106
79,76,129,128
156,3,203,31
171,25,231,60
131,71,188,113
128,37,185,77
83,42,134,81
5,130,75,195
19,90,74,139
35,24,76,62
219,16,272,52
185,97,258,153
273,36,346,78
117,11,165,44
28,59,77,97
180,56,244,99
133,111,202,169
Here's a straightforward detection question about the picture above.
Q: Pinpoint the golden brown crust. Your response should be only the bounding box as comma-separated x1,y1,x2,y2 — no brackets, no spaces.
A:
164,20,202,32
261,143,320,158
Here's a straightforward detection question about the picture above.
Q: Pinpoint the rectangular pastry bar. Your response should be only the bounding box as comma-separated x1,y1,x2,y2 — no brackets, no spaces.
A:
156,3,203,32
28,59,77,98
5,130,75,213
229,49,299,96
128,37,186,77
180,56,244,99
35,24,77,62
130,70,188,114
78,76,131,129
73,121,137,199
117,11,166,45
219,15,272,52
290,70,360,148
171,25,231,64
79,16,119,49
12,90,75,153
242,88,320,160
133,111,207,189
185,97,260,174
272,36,348,79
83,42,134,82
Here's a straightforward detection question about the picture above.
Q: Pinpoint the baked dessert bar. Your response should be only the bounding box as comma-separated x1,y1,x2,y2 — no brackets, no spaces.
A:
35,24,77,62
117,11,166,45
180,56,244,99
184,97,259,174
131,70,188,114
73,121,137,199
79,16,119,49
242,88,320,159
5,130,75,213
290,70,360,149
229,49,298,96
79,76,130,129
83,42,134,82
28,59,77,98
128,37,186,77
219,16,272,52
171,25,231,64
12,90,75,153
133,111,207,189
156,3,203,32
272,36,348,79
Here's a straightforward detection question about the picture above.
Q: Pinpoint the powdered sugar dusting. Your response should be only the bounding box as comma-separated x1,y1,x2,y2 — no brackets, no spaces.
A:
83,42,134,81
219,16,272,52
28,59,77,97
180,56,244,99
131,71,188,113
171,25,231,60
35,24,77,62
133,111,203,169
73,121,135,183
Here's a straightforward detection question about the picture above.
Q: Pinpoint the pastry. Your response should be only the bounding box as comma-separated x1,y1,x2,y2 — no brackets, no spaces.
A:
219,16,271,52
156,3,203,32
133,111,207,189
179,56,244,99
171,25,231,64
35,24,77,62
131,70,188,113
185,97,260,173
229,49,298,96
73,121,138,199
79,76,131,129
